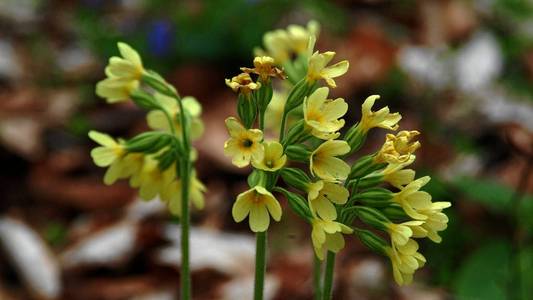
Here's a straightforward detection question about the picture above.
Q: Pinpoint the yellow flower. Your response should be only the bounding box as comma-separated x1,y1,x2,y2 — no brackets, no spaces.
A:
386,239,426,285
307,181,349,220
286,20,320,54
306,51,349,88
303,87,348,140
264,89,287,132
241,56,285,82
133,156,175,201
392,176,434,220
160,172,206,216
252,141,287,172
232,186,282,232
225,73,261,95
359,95,402,133
103,153,144,186
310,140,350,182
381,156,416,189
387,221,425,246
414,202,451,243
89,130,125,167
146,93,204,140
224,117,264,168
375,131,421,164
311,218,353,260
96,42,144,103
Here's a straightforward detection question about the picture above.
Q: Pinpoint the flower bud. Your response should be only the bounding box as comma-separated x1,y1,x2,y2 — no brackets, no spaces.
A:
280,167,311,192
285,144,311,162
237,93,257,129
355,228,387,255
274,187,312,220
248,169,267,188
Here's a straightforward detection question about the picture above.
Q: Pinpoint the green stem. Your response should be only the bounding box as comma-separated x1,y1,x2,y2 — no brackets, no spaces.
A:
254,231,267,300
313,254,322,300
322,251,336,300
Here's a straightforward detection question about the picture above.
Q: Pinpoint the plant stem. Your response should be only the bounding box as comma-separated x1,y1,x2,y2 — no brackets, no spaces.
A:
322,251,336,300
313,254,322,300
254,231,267,300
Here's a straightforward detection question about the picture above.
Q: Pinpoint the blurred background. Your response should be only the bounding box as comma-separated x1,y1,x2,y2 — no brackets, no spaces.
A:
0,0,532,299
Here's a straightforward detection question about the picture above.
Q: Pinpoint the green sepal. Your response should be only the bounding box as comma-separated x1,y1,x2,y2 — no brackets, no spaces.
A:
348,155,386,180
381,205,410,222
237,93,257,129
354,228,388,255
285,144,311,162
344,123,367,155
279,167,311,192
142,70,177,97
352,206,390,231
352,188,393,208
274,187,312,220
282,119,311,146
126,132,173,153
284,78,314,113
256,80,273,115
130,89,158,110
354,173,384,190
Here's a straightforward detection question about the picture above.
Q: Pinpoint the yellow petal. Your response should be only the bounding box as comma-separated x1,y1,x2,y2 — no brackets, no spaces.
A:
249,204,270,232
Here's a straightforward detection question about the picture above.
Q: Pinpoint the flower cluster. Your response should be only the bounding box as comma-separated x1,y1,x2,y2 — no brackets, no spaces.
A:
90,42,205,216
224,22,450,286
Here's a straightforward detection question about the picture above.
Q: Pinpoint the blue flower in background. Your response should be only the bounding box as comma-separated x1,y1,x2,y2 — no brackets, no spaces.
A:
147,20,174,57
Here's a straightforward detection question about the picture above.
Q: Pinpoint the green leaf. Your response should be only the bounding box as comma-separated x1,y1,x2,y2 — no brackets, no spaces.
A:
453,240,511,300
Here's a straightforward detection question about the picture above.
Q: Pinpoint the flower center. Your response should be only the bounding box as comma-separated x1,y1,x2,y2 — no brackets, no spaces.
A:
242,139,253,148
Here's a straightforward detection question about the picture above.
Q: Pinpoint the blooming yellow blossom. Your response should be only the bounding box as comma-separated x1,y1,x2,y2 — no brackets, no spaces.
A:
264,89,287,132
160,172,206,216
375,131,421,164
310,140,350,182
286,21,320,54
232,186,282,232
146,93,204,140
311,218,353,260
386,239,426,285
241,56,285,81
223,117,264,167
414,202,451,243
89,130,125,167
307,181,349,220
359,95,402,133
225,73,261,95
392,176,434,220
381,156,416,189
96,42,144,103
303,87,348,140
132,156,175,201
387,221,425,246
104,153,144,186
252,141,287,171
306,51,349,88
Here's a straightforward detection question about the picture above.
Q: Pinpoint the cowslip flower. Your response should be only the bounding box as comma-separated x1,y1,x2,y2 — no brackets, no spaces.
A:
225,73,261,95
375,131,421,164
133,156,175,201
303,87,348,140
260,29,291,64
311,218,353,260
161,172,206,216
387,221,425,246
224,117,264,167
252,141,287,172
241,56,285,82
96,43,144,103
380,156,416,189
391,176,434,220
385,239,426,285
307,181,349,220
264,89,287,132
414,202,451,243
359,95,401,133
286,21,320,54
310,140,350,182
89,130,125,167
146,93,204,140
306,51,349,88
232,186,282,232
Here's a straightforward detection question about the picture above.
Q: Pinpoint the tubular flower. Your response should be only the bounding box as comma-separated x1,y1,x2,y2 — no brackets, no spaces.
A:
104,153,144,186
225,73,261,95
146,93,204,140
133,156,175,201
232,186,282,232
303,87,348,140
414,202,451,243
310,140,351,182
306,51,349,88
89,131,125,167
307,181,349,221
264,89,287,132
375,131,421,164
252,141,287,172
387,221,425,247
241,56,285,81
311,218,353,260
391,176,434,220
160,172,206,216
380,156,416,189
286,21,320,54
385,239,426,285
96,42,144,103
359,95,402,133
224,117,265,168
